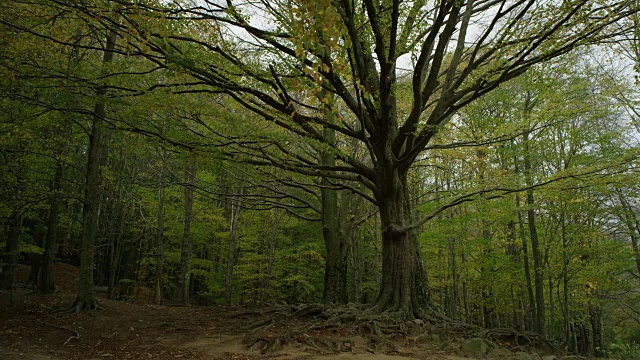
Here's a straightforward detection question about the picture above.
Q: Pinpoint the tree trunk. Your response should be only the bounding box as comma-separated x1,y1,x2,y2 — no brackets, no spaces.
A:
617,191,640,275
40,160,64,293
155,151,166,305
262,209,278,303
526,182,545,335
107,205,126,299
351,225,361,303
175,154,196,304
369,171,437,319
516,192,536,331
523,127,545,336
548,262,554,339
224,188,241,305
589,303,604,357
320,122,349,304
28,218,45,288
1,212,24,306
448,236,458,320
461,246,470,323
446,177,458,320
74,107,103,310
71,21,117,312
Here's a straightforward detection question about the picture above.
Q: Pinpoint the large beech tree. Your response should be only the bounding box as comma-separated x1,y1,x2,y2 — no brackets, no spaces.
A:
46,0,637,318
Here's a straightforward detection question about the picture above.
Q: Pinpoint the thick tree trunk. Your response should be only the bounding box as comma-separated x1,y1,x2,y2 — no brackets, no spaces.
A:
74,107,104,311
175,154,196,304
320,123,348,304
369,172,436,319
71,22,117,312
618,191,640,275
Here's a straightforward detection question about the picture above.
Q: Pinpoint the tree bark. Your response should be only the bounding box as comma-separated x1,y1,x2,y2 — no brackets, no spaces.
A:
589,303,604,356
0,211,24,306
320,117,349,304
40,160,64,294
175,154,196,304
351,224,361,303
28,218,45,287
107,204,126,299
524,129,545,336
224,187,241,305
71,20,117,312
617,191,640,275
369,171,437,319
262,209,278,302
155,151,166,305
560,211,571,346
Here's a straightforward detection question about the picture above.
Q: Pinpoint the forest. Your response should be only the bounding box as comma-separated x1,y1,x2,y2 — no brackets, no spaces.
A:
1,0,640,359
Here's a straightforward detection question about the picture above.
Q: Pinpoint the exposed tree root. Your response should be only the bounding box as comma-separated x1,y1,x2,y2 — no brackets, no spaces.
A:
64,299,100,313
241,326,302,354
36,320,81,345
231,303,560,357
366,334,400,354
485,328,558,353
242,317,273,331
292,304,327,318
304,336,354,353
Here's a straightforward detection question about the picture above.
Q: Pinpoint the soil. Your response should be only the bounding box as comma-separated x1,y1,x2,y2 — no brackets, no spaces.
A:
0,263,584,360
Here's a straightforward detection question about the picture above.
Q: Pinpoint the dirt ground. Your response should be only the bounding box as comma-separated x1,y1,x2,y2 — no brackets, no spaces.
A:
0,264,582,360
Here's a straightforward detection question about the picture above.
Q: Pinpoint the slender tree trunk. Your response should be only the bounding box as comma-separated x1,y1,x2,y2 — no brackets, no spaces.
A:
374,215,381,290
107,205,126,299
462,248,470,323
446,177,458,320
176,154,196,304
548,263,554,339
526,166,545,336
522,127,545,336
582,322,592,355
448,236,458,320
155,152,166,305
570,321,578,352
40,161,64,293
589,303,604,356
224,188,241,305
560,212,571,346
28,218,45,287
262,209,278,302
351,225,361,303
516,193,536,332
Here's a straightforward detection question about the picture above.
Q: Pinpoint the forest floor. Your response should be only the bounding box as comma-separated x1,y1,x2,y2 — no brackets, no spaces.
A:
1,263,589,360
